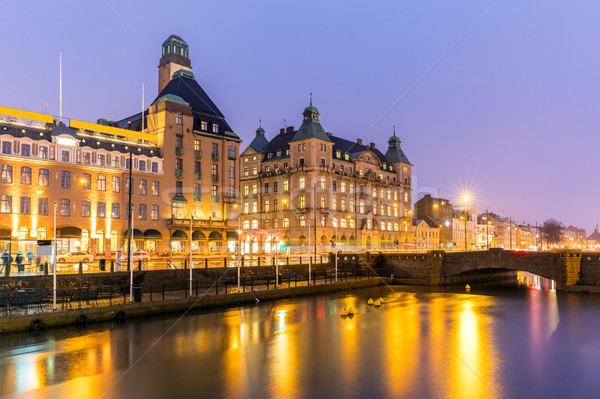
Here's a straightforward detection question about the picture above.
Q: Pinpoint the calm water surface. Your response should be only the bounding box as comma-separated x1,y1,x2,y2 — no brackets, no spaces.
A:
2,284,600,399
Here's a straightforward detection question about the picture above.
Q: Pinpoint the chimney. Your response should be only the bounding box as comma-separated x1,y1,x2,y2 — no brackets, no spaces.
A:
280,128,285,134
357,138,362,145
286,126,294,133
369,142,375,149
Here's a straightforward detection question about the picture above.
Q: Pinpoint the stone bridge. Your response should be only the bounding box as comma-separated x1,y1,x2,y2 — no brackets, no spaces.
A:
364,248,600,290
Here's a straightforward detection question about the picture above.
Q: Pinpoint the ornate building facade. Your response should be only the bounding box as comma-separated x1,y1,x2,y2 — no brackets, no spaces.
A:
239,103,413,254
0,35,240,259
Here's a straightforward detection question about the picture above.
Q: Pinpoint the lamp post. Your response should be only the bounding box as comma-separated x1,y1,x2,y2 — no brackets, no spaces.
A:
487,221,491,249
462,195,469,251
335,220,338,282
233,203,241,292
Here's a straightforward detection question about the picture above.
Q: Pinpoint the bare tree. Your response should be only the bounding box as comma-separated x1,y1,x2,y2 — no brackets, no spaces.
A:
541,218,565,246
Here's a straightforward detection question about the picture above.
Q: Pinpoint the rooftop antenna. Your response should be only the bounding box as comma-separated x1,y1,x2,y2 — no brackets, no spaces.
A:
44,104,48,114
141,81,145,132
59,50,62,122
310,92,312,106
259,119,262,128
393,125,396,136
283,119,287,128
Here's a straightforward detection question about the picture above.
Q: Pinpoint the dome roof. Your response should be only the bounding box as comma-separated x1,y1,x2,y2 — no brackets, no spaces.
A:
152,94,189,106
52,122,77,138
249,126,270,153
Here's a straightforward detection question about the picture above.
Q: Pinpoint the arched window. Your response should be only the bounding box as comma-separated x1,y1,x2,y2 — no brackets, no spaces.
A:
17,227,29,240
37,227,47,239
299,215,305,227
332,218,338,228
340,219,347,228
81,229,90,251
251,220,259,229
349,219,355,229
243,220,250,230
282,218,290,228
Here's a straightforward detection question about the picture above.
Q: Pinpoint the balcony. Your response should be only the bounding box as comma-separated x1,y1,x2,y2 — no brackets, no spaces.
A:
211,153,219,161
194,172,202,180
175,147,184,156
168,217,227,229
175,169,184,178
227,153,237,160
224,194,237,203
194,194,202,201
194,150,202,159
211,174,219,182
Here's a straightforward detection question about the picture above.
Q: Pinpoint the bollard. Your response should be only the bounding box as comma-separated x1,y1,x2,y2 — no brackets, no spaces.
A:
205,258,208,268
138,260,142,271
224,258,227,268
241,256,244,267
110,260,114,272
78,262,83,275
286,257,289,266
184,259,188,269
44,262,48,275
299,257,302,266
258,257,261,267
320,255,322,264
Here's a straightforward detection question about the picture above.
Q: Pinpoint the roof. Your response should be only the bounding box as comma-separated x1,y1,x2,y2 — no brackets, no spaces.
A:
166,34,186,43
51,122,78,139
155,75,235,135
248,127,270,153
290,106,332,143
330,135,386,163
385,145,411,165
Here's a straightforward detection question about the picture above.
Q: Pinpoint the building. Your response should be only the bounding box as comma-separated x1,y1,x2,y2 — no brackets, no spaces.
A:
412,219,440,250
480,212,516,249
587,225,600,249
515,224,540,250
0,35,240,260
562,225,586,248
477,216,495,249
238,104,413,253
414,194,453,248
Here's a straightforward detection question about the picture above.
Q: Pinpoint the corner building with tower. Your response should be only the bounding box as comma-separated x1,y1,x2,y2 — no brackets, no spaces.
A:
239,103,413,254
0,35,240,259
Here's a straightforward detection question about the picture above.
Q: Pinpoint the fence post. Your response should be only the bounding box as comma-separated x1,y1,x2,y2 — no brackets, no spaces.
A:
320,255,322,264
286,257,289,266
299,257,302,265
224,258,227,268
258,257,261,267
205,258,208,268
110,260,114,272
78,262,83,275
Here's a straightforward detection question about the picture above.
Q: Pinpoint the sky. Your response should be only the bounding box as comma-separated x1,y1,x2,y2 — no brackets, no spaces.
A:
2,1,599,231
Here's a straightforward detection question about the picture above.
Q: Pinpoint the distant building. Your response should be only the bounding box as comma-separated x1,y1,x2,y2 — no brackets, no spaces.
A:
412,219,440,250
587,225,600,249
515,224,540,250
238,105,413,253
477,216,495,249
563,225,586,248
414,194,453,248
480,212,516,249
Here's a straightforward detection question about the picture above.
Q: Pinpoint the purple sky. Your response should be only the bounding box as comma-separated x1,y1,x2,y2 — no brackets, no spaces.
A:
2,1,599,232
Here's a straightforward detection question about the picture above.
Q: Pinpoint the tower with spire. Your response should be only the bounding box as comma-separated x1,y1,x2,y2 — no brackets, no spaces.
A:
158,35,192,93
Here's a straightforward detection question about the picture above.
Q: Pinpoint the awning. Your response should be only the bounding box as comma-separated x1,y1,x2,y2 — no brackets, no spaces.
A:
144,229,163,240
192,231,206,240
208,231,223,241
124,229,144,239
57,226,82,237
226,231,238,240
171,230,188,240
0,227,11,240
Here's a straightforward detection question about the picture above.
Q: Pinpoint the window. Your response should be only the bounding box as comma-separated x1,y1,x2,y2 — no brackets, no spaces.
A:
176,158,183,170
171,202,186,219
212,143,218,155
349,219,355,229
112,176,120,192
97,175,106,191
350,201,354,213
252,184,257,195
2,142,11,154
98,154,105,166
82,152,90,165
151,205,159,220
195,139,201,151
97,202,106,218
299,158,304,167
243,220,250,229
299,215,305,227
176,135,183,148
264,183,269,193
20,196,30,214
139,179,147,195
332,197,338,211
360,201,364,213
283,218,290,228
252,166,257,175
37,227,47,239
244,202,249,214
82,173,91,190
61,171,70,188
349,183,354,194
299,195,305,208
273,199,279,211
321,216,326,227
0,195,11,213
20,167,31,185
321,195,326,208
1,165,12,183
139,160,146,171
299,177,305,189
332,181,337,191
228,165,235,179
341,182,346,193
194,183,201,200
112,156,119,168
176,112,183,125
283,180,289,192
264,200,270,212
112,203,120,219
320,177,325,189
21,144,30,157
176,181,183,195
201,121,208,131
252,201,257,213
151,162,158,173
38,198,48,215
212,123,219,133
152,181,159,196
60,199,70,216
251,220,258,229
274,182,278,193
39,146,48,159
228,145,236,159
62,150,70,163
321,158,325,167
81,200,91,217
212,164,218,178
244,168,249,176
366,219,372,230
212,185,218,203
332,218,338,228
340,219,347,228
341,199,346,212
138,204,147,220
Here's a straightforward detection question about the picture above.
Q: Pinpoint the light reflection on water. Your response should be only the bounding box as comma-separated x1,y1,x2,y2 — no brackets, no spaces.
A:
3,284,600,398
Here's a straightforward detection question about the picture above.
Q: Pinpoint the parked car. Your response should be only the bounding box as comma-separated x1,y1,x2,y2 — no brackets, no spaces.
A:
121,251,151,262
56,251,93,263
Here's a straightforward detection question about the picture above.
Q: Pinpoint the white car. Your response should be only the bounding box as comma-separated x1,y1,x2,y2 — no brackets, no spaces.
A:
121,251,151,262
56,251,93,263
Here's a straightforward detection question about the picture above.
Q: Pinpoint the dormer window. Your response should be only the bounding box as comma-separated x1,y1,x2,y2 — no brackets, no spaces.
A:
336,150,341,158
212,123,219,133
201,121,208,131
344,153,349,160
277,151,282,157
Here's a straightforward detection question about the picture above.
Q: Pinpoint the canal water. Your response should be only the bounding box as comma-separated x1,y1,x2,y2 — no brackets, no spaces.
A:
1,283,600,398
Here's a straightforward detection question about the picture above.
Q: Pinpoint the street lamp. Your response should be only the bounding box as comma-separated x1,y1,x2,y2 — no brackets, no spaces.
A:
462,194,469,251
233,203,241,292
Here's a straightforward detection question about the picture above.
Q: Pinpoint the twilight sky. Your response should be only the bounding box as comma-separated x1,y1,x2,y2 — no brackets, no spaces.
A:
2,1,599,232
